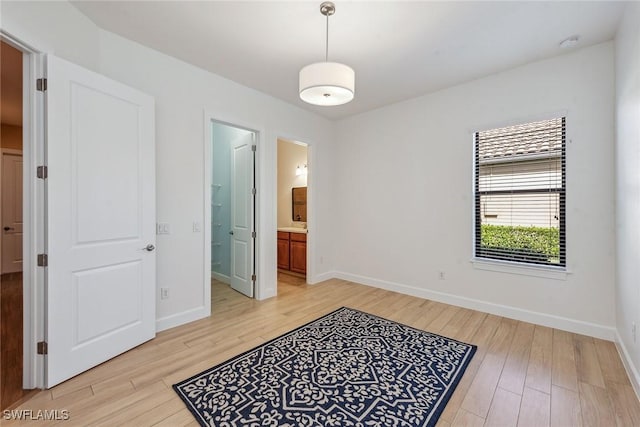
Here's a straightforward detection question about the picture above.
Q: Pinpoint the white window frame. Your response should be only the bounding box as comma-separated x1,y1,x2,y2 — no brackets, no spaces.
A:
470,112,569,279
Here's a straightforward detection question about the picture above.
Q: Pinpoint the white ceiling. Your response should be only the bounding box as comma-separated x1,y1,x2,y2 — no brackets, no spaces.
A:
71,1,625,121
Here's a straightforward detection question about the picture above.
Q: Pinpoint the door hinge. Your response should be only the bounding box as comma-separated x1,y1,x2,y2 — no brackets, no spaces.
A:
251,188,256,195
37,166,48,179
251,144,256,152
251,274,257,282
36,78,47,92
37,254,48,267
37,341,48,355
251,231,256,238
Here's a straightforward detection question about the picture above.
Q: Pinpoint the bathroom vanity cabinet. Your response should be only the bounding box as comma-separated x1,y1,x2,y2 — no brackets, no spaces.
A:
277,230,306,275
277,232,290,270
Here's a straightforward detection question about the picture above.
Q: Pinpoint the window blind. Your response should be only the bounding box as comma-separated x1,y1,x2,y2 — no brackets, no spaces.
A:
474,117,566,267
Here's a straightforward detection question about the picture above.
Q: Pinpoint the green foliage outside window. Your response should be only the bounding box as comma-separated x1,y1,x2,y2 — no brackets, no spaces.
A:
480,224,560,263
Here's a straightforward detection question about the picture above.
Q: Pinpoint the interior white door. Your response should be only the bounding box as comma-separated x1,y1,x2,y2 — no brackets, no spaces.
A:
1,151,23,274
230,133,254,297
46,55,156,387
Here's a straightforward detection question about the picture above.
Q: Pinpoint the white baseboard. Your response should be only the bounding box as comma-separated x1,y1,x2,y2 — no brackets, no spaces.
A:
212,271,230,284
333,271,616,341
308,270,337,285
156,306,209,332
615,331,640,400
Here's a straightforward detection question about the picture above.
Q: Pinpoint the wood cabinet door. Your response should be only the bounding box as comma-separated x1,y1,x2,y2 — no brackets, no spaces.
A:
290,240,307,274
277,236,290,270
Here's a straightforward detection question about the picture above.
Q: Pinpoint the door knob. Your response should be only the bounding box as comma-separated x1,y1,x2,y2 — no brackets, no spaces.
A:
229,231,234,235
3,226,13,231
142,244,155,252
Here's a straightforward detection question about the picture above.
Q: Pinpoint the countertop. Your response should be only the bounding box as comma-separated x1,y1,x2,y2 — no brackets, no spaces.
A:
278,227,307,234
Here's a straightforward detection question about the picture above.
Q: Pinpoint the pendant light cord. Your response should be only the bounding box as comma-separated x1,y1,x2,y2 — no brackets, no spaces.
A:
325,12,329,62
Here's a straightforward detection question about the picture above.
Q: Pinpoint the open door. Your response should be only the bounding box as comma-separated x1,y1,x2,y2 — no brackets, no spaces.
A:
45,55,156,387
1,151,23,274
229,132,255,297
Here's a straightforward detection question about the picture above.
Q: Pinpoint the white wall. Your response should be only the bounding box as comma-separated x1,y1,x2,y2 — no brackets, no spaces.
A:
333,42,616,338
277,139,308,228
1,1,337,331
97,30,337,328
1,1,101,72
0,1,627,346
615,1,640,394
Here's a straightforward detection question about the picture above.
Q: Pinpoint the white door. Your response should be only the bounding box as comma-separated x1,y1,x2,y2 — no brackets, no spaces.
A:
46,55,156,387
1,151,23,274
230,133,255,297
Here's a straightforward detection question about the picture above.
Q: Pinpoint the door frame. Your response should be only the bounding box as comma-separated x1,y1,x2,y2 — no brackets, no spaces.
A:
0,30,45,389
203,111,263,306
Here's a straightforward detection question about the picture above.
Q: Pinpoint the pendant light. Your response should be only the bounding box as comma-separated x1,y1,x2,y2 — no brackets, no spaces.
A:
299,2,355,106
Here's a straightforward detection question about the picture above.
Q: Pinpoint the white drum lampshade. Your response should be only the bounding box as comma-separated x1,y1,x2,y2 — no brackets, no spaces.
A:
299,62,355,106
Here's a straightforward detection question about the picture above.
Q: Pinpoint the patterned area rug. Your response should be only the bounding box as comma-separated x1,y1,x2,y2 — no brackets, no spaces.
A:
173,307,477,426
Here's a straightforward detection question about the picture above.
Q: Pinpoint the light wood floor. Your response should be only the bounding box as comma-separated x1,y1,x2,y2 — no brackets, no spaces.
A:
5,274,640,426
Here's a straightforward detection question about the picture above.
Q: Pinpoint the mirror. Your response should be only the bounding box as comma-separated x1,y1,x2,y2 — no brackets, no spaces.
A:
292,187,307,222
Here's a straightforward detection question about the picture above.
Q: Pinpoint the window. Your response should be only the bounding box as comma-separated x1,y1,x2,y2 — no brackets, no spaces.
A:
474,117,566,267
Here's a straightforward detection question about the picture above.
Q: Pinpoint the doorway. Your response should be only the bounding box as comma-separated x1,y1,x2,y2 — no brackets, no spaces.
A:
210,121,257,299
0,40,26,409
276,139,308,283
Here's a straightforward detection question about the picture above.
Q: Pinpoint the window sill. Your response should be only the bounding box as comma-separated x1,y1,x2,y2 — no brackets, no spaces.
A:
471,258,569,280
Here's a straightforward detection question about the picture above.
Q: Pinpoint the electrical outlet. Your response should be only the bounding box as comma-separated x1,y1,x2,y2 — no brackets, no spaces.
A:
160,288,169,300
438,271,445,280
633,322,637,344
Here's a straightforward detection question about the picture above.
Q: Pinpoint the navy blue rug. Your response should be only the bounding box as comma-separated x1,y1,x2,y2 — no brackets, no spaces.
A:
173,307,476,426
